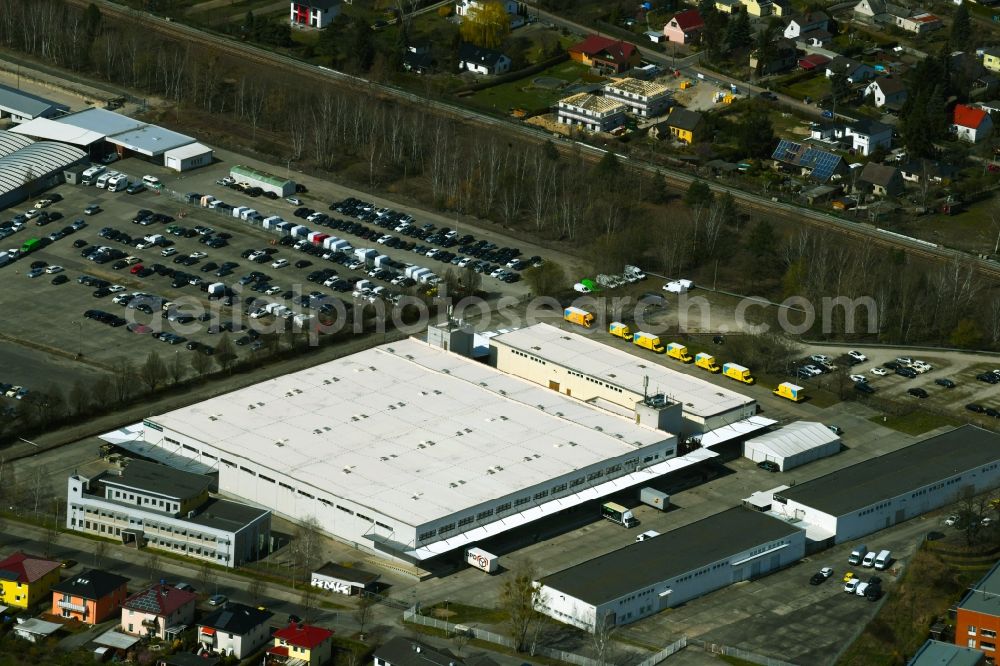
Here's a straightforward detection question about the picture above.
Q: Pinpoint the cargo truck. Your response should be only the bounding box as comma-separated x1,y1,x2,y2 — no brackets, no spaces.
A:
609,321,631,339
640,487,669,510
20,238,40,254
848,544,867,565
601,502,638,528
874,550,892,570
773,382,804,402
564,307,594,328
695,352,720,373
633,331,665,353
666,342,692,363
723,362,755,385
465,547,498,574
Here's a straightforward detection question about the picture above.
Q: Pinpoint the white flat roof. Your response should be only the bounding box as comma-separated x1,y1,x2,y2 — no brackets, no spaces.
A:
10,117,105,146
491,323,755,419
58,107,143,136
163,142,212,160
746,421,839,458
107,125,195,156
148,338,671,528
699,415,777,447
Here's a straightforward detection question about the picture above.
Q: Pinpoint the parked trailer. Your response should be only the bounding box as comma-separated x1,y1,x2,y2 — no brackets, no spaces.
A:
374,255,392,268
666,342,692,362
465,547,499,574
231,206,249,219
722,362,755,385
290,225,310,237
329,239,351,252
308,231,328,244
564,307,594,328
695,352,721,373
640,487,669,510
601,502,638,528
773,382,804,402
633,331,665,353
609,321,631,339
356,248,377,261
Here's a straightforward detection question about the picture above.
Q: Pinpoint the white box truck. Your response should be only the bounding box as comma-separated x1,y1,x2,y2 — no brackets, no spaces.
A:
329,239,351,252
231,206,249,219
862,550,877,567
207,282,226,297
640,487,669,510
601,502,638,528
373,255,391,268
355,248,377,261
874,550,892,570
291,225,310,237
465,547,498,574
848,544,867,565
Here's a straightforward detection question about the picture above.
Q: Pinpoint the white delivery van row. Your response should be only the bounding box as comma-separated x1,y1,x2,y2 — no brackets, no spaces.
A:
847,544,892,569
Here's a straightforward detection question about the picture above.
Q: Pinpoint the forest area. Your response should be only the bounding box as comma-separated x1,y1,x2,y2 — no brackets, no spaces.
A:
0,0,999,349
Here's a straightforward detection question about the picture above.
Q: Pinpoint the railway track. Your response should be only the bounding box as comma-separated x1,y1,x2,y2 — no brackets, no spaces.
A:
67,0,1000,280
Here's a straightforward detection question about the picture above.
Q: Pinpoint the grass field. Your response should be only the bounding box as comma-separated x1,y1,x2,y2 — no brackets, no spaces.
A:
779,74,830,103
422,601,507,625
463,61,600,115
868,410,962,436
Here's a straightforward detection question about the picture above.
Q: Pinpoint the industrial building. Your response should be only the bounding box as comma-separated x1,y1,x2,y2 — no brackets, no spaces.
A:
0,130,86,210
602,78,672,117
229,164,295,197
766,425,1000,544
556,93,627,133
137,336,680,563
743,422,841,471
489,323,767,442
910,641,985,666
11,108,212,171
956,559,1000,659
66,460,271,568
535,508,805,632
0,83,68,124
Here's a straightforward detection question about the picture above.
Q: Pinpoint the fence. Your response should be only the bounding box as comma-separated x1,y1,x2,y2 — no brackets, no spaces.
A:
694,641,799,666
634,636,687,666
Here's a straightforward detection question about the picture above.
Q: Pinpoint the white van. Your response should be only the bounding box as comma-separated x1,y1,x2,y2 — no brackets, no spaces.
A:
848,544,867,565
107,175,129,192
95,171,118,189
141,175,161,188
635,530,660,542
862,551,878,568
874,550,892,570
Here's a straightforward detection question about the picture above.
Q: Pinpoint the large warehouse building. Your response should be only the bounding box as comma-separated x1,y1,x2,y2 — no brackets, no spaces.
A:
0,84,68,124
767,425,1000,544
743,421,841,472
138,337,681,563
0,130,86,210
11,108,212,171
535,507,805,631
489,323,768,443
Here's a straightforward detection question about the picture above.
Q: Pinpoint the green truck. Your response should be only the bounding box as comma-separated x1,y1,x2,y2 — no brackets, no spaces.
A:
20,238,40,254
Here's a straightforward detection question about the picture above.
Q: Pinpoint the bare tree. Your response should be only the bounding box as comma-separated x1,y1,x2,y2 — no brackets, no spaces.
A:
197,561,215,591
168,351,186,385
247,577,265,604
111,359,137,402
138,351,167,392
301,584,318,622
500,560,544,653
354,593,375,638
590,613,619,665
146,552,161,584
290,515,323,588
190,349,213,377
93,541,108,568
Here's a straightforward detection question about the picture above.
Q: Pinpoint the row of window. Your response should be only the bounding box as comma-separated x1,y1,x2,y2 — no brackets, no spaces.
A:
857,501,891,517
108,489,180,513
510,349,546,365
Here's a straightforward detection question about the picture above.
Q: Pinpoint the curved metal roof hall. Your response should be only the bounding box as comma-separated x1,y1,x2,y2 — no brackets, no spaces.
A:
0,141,86,196
0,129,34,158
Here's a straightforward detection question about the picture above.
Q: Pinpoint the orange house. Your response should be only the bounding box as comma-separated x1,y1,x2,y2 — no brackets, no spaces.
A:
51,569,130,625
956,560,1000,660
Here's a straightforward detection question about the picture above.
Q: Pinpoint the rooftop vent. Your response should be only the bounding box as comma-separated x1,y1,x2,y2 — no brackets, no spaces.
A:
248,405,256,410
449,482,457,488
531,346,541,350
561,336,571,340
608,374,616,378
208,416,218,422
456,431,464,437
595,426,603,432
536,404,545,410
433,389,442,395
342,467,354,474
500,416,508,421
380,456,389,461
386,347,394,352
499,390,507,396
479,382,488,387
275,441,285,447
257,402,264,406
313,429,323,435
533,454,541,459
388,405,397,410
368,366,377,371
397,402,405,407
524,457,533,462
464,428,472,433
323,380,331,385
568,441,578,447
555,412,564,417
487,469,496,474
442,369,450,374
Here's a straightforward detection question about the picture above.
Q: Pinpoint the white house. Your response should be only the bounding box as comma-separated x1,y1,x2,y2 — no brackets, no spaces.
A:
456,0,524,28
769,426,1000,545
556,92,627,133
289,0,340,29
952,103,994,142
825,56,876,84
457,43,512,76
809,119,892,156
197,603,273,659
864,77,907,108
784,11,829,39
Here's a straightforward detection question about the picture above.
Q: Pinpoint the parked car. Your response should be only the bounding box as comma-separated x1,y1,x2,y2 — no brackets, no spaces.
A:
907,387,928,398
934,378,956,388
757,460,779,473
847,350,867,362
967,403,987,413
870,367,888,377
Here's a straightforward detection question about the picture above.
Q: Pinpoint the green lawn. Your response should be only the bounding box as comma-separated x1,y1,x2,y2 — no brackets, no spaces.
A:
779,74,830,103
422,601,507,624
869,411,962,436
463,61,600,115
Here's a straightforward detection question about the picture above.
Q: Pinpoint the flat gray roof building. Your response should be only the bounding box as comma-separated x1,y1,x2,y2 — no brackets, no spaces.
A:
908,640,985,666
0,84,67,123
958,558,1000,616
107,124,195,156
106,459,213,500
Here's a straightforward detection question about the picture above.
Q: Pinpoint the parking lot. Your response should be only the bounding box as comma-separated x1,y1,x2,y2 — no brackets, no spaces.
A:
0,156,546,395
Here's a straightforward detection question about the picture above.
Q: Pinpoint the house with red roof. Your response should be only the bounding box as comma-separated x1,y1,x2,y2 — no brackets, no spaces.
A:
265,622,333,665
663,9,704,45
120,583,197,639
951,104,993,143
568,35,640,74
0,551,61,609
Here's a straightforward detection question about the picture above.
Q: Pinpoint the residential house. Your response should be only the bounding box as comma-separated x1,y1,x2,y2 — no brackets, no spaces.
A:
121,583,197,640
891,11,942,34
809,119,892,156
772,139,849,182
311,562,380,596
853,0,904,22
660,108,703,144
899,159,956,184
784,11,829,39
197,603,273,659
740,0,773,17
911,641,985,666
799,53,831,71
66,459,271,568
952,103,994,142
983,48,1000,74
265,622,334,666
0,551,61,609
457,43,511,76
50,569,130,625
158,655,221,666
771,0,790,16
288,0,341,29
603,78,673,117
856,162,904,197
955,559,1000,658
374,637,501,666
402,44,433,75
864,77,907,108
556,93,627,133
826,57,876,83
456,0,524,28
568,35,640,73
751,38,798,75
663,9,705,45
799,30,831,47
715,0,742,14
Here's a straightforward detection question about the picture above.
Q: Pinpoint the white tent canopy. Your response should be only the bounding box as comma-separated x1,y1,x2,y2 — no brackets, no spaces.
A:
744,421,840,472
